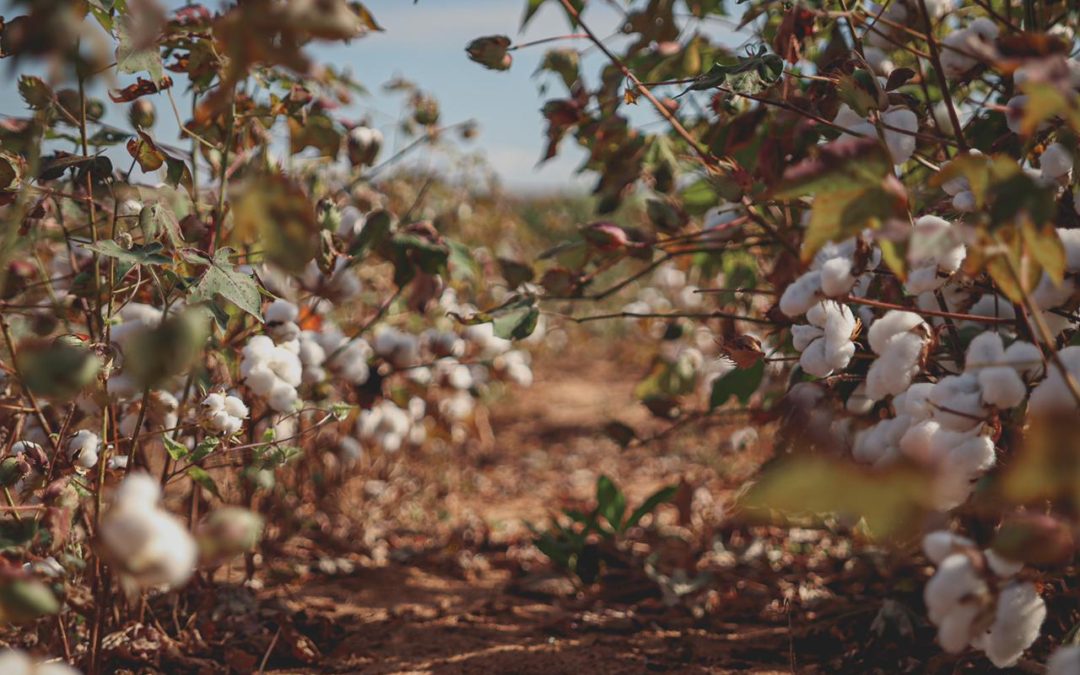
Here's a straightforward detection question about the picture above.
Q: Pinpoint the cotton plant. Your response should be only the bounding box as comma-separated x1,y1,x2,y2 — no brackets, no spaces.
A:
922,532,1045,668
99,473,198,595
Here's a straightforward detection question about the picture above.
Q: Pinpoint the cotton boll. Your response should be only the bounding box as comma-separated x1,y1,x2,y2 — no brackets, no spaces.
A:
882,107,918,164
0,649,80,675
977,367,1027,408
929,375,987,431
799,339,834,378
951,190,976,211
1041,142,1073,180
268,381,298,413
846,383,875,415
1003,340,1044,380
779,270,822,317
820,257,856,297
1032,273,1075,309
1006,95,1031,134
1049,646,1080,675
1059,228,1080,270
265,299,299,324
100,473,196,592
791,324,823,351
863,46,894,76
941,433,996,476
923,530,975,565
979,582,1045,668
867,311,926,355
924,553,990,650
984,550,1024,578
865,331,927,401
66,429,100,470
895,382,935,420
852,415,909,467
965,332,1005,370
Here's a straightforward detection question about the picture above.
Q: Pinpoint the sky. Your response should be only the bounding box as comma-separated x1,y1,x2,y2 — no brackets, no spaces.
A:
0,0,744,193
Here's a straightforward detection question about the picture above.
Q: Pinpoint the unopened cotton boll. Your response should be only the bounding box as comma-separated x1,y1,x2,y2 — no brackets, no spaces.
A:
100,473,197,592
1041,142,1073,180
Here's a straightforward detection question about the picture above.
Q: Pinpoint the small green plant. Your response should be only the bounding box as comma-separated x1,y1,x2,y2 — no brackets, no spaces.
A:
531,475,675,584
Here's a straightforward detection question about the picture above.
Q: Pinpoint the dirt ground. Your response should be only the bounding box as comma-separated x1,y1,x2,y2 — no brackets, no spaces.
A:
143,339,1035,674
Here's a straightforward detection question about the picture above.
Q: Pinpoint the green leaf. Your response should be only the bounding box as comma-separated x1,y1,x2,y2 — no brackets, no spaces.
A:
187,247,263,321
595,475,626,532
162,435,189,461
116,19,165,83
78,240,170,266
625,485,677,530
191,437,220,462
710,359,764,409
187,466,222,500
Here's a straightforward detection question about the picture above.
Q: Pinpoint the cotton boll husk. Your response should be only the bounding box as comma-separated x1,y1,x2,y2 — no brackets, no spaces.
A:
923,531,976,565
779,271,822,317
977,366,1027,408
1049,645,1080,675
867,311,926,354
820,257,856,297
865,332,926,400
979,582,1045,668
